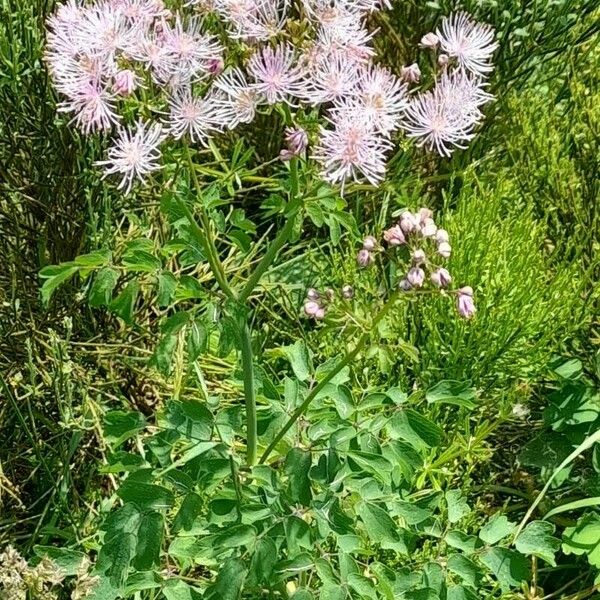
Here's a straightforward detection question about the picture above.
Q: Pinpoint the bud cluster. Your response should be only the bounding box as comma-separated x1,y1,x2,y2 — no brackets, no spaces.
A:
356,207,477,319
303,284,353,320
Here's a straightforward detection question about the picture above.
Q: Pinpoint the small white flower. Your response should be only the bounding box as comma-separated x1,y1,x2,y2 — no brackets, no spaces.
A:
213,67,263,128
168,89,224,144
247,43,306,104
313,112,391,188
96,120,165,194
436,12,497,76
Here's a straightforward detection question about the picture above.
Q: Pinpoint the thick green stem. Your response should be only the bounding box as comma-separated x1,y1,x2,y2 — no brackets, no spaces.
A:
238,316,258,465
259,290,401,464
239,199,301,303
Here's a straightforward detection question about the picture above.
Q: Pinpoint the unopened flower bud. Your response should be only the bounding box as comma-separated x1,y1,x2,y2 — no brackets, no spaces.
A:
438,54,449,67
430,267,452,288
315,307,326,320
383,224,406,246
457,286,476,319
418,207,433,223
420,32,439,49
401,63,421,83
399,211,418,234
206,57,224,75
362,236,377,251
357,249,373,268
325,288,335,301
279,149,295,161
113,69,137,96
399,279,412,291
306,288,320,301
421,218,437,238
436,229,449,244
407,267,425,288
438,241,452,258
285,127,308,155
304,300,320,317
412,249,426,265
342,285,354,299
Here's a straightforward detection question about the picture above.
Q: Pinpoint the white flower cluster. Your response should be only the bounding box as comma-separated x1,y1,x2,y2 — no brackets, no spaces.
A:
45,0,497,194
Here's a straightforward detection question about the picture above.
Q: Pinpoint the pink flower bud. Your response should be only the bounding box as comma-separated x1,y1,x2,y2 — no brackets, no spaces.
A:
412,249,426,265
420,32,439,49
400,211,418,234
357,249,373,268
113,69,137,96
206,57,224,75
438,54,449,67
399,279,412,291
430,267,452,288
401,63,421,83
418,207,433,223
362,236,377,251
285,127,308,155
342,285,354,299
306,288,320,301
436,229,449,244
438,241,452,258
315,307,326,320
304,300,320,316
457,287,476,319
407,267,425,288
383,225,406,246
421,218,437,238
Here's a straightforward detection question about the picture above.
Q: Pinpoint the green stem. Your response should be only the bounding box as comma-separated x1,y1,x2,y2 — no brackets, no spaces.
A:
259,290,401,464
182,145,236,300
238,316,258,465
238,199,301,303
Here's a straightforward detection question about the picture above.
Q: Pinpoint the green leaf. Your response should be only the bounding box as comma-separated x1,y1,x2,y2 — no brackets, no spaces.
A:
515,521,559,566
247,537,277,588
282,340,312,381
33,547,87,576
133,512,163,570
40,265,79,304
480,547,529,592
447,554,483,588
117,482,175,510
214,524,256,549
446,490,471,524
157,271,177,307
347,573,377,599
446,585,478,600
166,399,213,440
109,281,139,324
562,512,600,568
104,411,146,447
122,249,161,272
205,558,247,600
347,450,393,478
286,448,312,506
276,553,313,574
72,249,112,268
394,501,432,525
162,580,202,600
544,382,600,431
357,501,399,544
150,312,190,375
187,320,208,361
479,513,516,545
445,531,480,554
292,591,314,600
426,380,477,409
89,267,119,307
319,586,347,600
387,410,442,450
173,492,202,533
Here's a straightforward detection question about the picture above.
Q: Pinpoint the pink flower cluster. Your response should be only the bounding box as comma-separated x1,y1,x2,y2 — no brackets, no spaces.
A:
45,1,496,194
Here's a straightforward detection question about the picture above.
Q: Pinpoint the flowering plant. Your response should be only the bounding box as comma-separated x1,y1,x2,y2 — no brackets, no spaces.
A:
39,0,499,597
